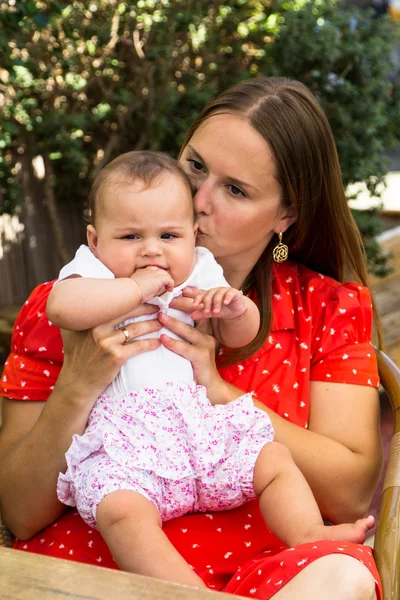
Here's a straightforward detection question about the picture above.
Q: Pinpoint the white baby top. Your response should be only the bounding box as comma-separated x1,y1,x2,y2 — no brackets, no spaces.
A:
57,245,229,392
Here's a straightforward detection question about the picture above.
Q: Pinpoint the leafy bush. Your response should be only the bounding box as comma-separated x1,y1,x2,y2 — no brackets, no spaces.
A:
0,0,398,274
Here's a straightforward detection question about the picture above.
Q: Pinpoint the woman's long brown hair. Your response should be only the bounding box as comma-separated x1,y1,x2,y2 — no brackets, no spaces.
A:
180,77,383,362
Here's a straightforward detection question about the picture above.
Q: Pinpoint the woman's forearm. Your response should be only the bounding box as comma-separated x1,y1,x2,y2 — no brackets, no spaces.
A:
0,381,96,539
254,403,380,523
214,380,381,523
47,278,142,330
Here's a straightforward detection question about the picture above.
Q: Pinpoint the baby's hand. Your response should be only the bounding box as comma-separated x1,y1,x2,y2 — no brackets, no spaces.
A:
131,267,174,302
183,286,246,321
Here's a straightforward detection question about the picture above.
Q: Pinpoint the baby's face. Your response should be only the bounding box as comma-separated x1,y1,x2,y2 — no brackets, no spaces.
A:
87,173,197,287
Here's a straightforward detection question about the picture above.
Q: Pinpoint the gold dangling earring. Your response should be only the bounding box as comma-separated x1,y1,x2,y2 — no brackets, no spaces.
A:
273,232,288,263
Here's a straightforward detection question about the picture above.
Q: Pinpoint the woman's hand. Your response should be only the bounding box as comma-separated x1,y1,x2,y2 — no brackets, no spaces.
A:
158,312,242,405
59,303,162,403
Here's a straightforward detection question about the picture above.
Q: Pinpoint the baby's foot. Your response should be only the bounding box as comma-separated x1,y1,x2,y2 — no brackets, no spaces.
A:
300,515,375,545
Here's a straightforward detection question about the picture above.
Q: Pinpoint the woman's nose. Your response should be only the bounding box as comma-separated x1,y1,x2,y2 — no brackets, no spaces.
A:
193,180,213,216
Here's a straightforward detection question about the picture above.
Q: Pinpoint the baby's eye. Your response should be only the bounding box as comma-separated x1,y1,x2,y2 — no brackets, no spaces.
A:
161,233,178,240
186,158,205,173
227,184,245,197
122,234,139,240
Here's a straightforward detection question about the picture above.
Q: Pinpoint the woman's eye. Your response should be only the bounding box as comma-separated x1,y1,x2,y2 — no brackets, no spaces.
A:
227,184,245,197
187,158,204,172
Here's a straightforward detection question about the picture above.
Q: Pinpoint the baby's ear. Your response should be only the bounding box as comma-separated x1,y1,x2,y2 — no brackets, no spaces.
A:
86,225,99,256
193,222,199,236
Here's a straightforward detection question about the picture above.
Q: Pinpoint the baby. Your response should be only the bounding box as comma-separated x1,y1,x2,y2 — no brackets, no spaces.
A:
48,151,374,587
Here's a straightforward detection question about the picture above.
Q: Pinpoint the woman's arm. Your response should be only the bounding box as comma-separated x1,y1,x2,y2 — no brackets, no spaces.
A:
47,277,143,330
251,381,382,524
158,311,382,524
0,308,162,540
296,380,382,523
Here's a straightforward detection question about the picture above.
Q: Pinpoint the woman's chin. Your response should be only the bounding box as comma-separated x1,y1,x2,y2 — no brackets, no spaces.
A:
195,236,206,247
196,233,219,256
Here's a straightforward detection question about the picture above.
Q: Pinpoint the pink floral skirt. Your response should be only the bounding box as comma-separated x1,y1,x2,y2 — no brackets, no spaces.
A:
57,383,274,527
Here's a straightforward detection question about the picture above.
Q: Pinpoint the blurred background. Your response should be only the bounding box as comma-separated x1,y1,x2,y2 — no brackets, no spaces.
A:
0,0,400,537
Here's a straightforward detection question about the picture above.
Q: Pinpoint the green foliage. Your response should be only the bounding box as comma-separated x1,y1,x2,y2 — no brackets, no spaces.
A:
0,0,398,275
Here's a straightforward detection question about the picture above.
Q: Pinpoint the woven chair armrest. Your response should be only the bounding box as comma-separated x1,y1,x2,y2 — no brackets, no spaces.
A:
374,348,400,600
0,515,14,549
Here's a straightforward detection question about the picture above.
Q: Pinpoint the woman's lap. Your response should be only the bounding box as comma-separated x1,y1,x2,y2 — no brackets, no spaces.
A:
13,502,382,599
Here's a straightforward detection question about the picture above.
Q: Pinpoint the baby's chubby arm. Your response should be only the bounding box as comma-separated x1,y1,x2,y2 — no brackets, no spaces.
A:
183,286,260,348
47,268,174,331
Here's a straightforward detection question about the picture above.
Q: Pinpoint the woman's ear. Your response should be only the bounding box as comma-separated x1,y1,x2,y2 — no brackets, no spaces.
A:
278,204,298,234
86,225,99,257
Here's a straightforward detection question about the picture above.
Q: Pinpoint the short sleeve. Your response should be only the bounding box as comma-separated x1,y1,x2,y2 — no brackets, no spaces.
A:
58,244,113,281
187,247,229,290
0,282,63,401
310,282,379,387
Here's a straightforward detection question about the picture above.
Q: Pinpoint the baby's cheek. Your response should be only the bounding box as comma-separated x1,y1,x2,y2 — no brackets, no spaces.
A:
172,261,193,287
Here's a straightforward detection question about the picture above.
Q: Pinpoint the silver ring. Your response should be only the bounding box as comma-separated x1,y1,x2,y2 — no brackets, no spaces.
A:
120,327,130,345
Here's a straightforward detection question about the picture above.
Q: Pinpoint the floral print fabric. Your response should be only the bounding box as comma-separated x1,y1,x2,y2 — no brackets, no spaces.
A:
57,389,273,526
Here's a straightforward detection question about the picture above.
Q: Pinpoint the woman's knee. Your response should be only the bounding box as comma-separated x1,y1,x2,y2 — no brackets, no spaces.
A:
340,556,377,600
272,555,377,600
311,555,377,600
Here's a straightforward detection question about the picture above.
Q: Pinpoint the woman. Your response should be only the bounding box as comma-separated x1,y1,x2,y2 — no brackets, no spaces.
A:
0,77,383,599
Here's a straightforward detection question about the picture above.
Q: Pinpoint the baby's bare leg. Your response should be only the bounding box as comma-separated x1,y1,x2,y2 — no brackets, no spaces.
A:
96,490,205,587
253,442,374,546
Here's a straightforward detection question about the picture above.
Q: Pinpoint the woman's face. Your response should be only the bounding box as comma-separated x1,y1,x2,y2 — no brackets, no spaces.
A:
179,113,296,283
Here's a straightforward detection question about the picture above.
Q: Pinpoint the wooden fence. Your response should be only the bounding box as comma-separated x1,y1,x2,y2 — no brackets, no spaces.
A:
0,201,85,309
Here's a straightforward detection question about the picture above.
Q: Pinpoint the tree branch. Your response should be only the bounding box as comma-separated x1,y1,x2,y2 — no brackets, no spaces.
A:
89,133,120,181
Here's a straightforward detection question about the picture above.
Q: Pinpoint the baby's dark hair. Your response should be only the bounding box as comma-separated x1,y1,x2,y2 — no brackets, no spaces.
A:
87,151,193,225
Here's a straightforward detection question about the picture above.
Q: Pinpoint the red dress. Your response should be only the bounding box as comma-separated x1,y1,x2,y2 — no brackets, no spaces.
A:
0,261,382,598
